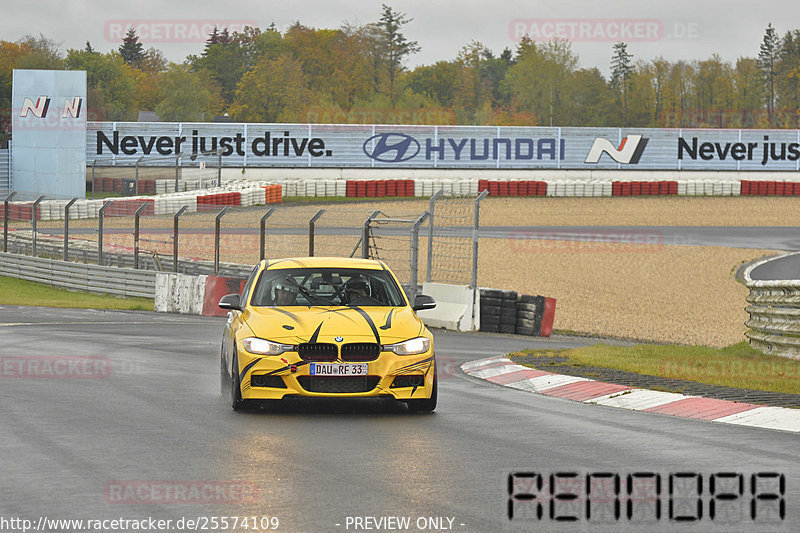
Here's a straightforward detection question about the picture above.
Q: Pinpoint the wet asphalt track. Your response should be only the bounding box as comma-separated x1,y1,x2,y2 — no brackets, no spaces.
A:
1,305,798,532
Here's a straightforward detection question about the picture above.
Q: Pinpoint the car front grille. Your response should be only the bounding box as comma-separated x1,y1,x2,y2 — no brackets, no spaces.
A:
340,343,381,362
297,343,338,362
297,375,381,393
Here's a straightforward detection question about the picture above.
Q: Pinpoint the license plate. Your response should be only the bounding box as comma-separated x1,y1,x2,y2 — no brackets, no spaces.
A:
309,363,368,376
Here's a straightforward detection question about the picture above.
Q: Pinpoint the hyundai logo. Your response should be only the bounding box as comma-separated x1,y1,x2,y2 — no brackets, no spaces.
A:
363,133,420,163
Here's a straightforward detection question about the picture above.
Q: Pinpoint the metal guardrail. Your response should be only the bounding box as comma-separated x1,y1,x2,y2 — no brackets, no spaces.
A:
0,251,156,298
743,252,800,359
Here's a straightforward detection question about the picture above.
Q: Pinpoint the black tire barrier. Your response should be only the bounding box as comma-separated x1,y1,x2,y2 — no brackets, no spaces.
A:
480,289,506,299
499,324,516,333
480,305,502,316
480,296,503,307
481,323,500,333
516,326,535,336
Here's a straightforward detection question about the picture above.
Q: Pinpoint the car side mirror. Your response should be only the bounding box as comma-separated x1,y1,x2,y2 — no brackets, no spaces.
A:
413,294,436,311
218,293,241,311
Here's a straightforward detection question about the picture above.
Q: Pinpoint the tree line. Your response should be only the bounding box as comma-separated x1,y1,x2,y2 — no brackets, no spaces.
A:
2,5,800,147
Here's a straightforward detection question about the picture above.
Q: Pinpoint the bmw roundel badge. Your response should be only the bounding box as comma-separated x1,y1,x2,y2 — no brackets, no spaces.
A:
335,336,344,342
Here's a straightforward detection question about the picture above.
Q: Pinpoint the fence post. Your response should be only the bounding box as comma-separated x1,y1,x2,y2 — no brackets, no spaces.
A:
98,200,112,265
427,189,443,282
63,198,77,261
215,205,231,274
3,191,16,253
174,153,181,193
134,156,144,195
472,190,488,290
91,160,96,199
217,150,223,187
260,208,275,260
31,195,44,257
410,211,430,307
133,202,150,269
308,209,325,257
362,211,381,259
173,205,188,272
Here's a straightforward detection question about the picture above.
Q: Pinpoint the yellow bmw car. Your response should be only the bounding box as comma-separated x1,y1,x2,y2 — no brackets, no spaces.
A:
219,257,437,412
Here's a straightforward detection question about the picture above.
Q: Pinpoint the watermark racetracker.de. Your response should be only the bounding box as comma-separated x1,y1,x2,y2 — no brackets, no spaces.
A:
104,480,260,505
1,356,111,379
105,20,258,43
508,229,665,254
509,18,701,42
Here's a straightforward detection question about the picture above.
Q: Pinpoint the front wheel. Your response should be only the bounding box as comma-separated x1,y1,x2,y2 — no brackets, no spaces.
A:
405,363,437,413
231,352,249,411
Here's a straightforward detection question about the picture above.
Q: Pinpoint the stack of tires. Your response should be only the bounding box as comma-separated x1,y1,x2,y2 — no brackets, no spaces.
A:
516,295,545,336
479,289,518,334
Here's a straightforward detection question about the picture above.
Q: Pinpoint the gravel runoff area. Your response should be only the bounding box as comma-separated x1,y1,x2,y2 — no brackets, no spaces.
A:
29,196,794,347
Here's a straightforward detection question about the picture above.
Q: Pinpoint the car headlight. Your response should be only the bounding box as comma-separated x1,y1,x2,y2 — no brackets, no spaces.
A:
241,337,293,356
384,337,430,355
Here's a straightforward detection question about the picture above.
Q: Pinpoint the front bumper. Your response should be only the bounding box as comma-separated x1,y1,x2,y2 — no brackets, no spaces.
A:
236,348,435,400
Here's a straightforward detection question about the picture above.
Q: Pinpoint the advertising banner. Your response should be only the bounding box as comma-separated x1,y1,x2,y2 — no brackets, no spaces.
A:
87,122,800,172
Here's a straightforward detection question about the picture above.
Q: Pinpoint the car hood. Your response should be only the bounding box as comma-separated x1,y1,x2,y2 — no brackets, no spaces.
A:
242,306,426,345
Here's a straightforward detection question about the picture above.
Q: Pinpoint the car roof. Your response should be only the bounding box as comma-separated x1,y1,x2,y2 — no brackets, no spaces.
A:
263,257,387,271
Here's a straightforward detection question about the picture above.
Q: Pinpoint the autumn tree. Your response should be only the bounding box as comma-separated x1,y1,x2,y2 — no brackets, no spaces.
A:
376,4,420,106
757,23,779,126
65,49,138,120
119,27,144,67
229,54,307,122
610,42,633,125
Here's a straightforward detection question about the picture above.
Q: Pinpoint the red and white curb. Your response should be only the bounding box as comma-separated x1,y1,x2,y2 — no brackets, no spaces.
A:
462,356,800,433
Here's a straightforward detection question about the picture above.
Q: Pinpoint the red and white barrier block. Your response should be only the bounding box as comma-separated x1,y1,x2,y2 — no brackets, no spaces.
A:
462,356,800,433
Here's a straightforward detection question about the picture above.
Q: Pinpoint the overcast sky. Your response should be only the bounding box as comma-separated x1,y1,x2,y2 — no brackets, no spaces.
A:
2,1,800,77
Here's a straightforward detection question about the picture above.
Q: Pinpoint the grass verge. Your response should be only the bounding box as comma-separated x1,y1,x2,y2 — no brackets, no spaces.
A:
0,275,154,311
509,342,800,395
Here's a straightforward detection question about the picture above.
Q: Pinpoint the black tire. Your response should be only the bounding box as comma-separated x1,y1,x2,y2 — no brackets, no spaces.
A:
500,291,518,301
480,289,505,299
517,309,538,320
500,310,517,320
481,304,502,315
519,294,542,304
480,296,502,307
220,345,230,396
231,352,248,411
499,324,515,334
516,326,535,336
518,302,541,313
406,363,437,413
481,323,500,332
481,315,500,326
516,318,536,328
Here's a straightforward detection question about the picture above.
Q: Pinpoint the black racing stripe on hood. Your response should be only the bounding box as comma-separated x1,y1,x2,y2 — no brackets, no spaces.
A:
240,358,263,382
379,309,394,330
270,308,301,322
313,307,361,324
308,322,324,344
351,306,381,344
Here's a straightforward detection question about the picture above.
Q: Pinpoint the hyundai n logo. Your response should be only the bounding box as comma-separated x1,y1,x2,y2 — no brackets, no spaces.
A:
19,96,82,118
585,135,648,164
363,133,420,162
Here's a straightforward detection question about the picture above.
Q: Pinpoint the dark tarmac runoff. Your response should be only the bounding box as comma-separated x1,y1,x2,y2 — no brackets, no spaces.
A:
1,305,799,532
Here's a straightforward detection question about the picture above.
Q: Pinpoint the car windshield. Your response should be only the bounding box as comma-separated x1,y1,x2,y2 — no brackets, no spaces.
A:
250,267,407,307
